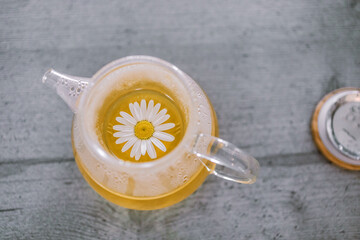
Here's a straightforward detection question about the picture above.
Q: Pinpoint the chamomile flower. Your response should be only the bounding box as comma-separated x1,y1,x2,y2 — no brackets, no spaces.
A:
113,99,175,160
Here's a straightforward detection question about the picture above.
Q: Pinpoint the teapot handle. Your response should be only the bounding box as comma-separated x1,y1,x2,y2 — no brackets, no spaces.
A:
192,133,259,184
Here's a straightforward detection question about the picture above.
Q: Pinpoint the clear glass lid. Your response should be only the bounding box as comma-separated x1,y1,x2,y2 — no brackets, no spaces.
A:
315,88,360,167
327,92,360,160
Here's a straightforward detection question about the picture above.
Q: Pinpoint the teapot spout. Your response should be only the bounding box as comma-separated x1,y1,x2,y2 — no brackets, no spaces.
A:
42,69,92,112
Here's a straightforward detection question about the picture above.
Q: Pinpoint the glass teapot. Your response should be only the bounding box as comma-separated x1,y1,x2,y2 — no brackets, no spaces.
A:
42,55,259,210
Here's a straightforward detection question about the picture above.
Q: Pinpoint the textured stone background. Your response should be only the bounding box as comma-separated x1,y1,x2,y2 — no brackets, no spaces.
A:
0,0,360,239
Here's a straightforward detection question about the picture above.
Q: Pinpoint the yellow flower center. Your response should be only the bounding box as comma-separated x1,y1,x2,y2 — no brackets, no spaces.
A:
134,120,154,140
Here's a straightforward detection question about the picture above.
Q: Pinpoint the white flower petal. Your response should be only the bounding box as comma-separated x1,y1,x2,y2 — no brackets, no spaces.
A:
150,137,166,152
155,123,175,131
113,131,134,138
152,114,170,126
146,140,157,159
133,102,143,120
130,139,141,158
145,100,154,120
135,149,141,160
148,103,161,122
141,140,147,155
116,117,134,126
152,109,167,126
121,137,137,152
129,103,138,122
140,99,147,119
120,112,137,125
116,136,131,144
153,131,175,142
113,125,134,132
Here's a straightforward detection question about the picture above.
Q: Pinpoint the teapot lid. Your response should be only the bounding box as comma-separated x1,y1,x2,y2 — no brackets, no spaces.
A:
312,88,360,170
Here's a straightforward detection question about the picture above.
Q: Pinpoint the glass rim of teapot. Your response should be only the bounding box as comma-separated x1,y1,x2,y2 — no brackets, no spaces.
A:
77,55,203,170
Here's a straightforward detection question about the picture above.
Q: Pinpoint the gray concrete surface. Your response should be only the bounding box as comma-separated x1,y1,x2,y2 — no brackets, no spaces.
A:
1,0,360,239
